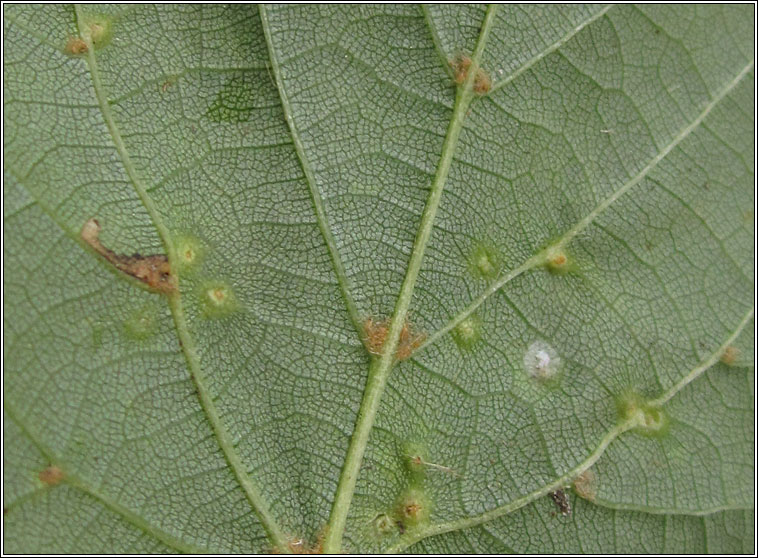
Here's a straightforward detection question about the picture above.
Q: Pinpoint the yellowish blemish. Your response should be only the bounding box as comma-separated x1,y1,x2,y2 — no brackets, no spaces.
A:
720,345,739,366
38,465,64,486
64,37,88,55
199,280,239,318
573,469,597,502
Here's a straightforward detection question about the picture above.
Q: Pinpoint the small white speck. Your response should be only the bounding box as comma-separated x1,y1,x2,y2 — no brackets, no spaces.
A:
524,341,561,380
535,349,551,371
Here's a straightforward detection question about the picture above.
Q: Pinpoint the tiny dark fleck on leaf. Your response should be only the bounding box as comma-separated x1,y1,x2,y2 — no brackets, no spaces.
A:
549,489,571,516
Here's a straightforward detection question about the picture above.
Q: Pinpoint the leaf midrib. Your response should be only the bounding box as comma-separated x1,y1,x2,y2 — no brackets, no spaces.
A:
316,6,501,551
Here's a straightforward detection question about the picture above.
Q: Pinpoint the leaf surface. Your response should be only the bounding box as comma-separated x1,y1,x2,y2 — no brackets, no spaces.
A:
3,4,754,554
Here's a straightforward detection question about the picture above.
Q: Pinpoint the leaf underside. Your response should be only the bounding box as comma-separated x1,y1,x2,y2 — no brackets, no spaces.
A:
3,4,754,554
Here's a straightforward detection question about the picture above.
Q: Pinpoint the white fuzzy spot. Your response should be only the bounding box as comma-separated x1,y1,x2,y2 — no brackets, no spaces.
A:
524,341,561,380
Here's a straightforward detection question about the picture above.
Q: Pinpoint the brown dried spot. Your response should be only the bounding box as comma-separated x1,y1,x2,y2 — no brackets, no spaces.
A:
311,529,326,555
550,253,567,267
285,529,326,554
38,465,64,486
472,69,492,95
403,501,422,521
363,317,389,355
396,488,430,526
450,55,491,95
81,218,176,293
451,55,473,85
161,76,177,93
549,489,571,516
65,37,88,55
573,469,597,502
209,288,226,303
720,345,739,366
363,317,426,361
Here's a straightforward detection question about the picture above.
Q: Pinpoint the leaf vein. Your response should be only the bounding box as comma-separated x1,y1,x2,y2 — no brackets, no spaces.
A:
321,6,501,551
3,403,209,555
259,5,363,338
71,6,287,549
489,5,614,94
419,59,755,355
384,309,755,552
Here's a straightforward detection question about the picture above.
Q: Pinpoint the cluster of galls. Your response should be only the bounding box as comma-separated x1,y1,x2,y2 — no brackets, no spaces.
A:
372,443,433,541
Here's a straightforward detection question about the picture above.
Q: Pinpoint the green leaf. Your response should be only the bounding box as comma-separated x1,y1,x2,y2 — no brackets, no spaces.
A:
410,501,755,554
3,4,753,554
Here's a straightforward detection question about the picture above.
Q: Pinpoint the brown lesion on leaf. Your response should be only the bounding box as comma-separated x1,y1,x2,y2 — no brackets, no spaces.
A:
720,345,739,366
400,500,423,522
64,37,88,55
363,317,426,361
363,317,389,356
160,75,178,94
38,465,65,486
81,218,176,293
549,489,571,516
450,54,492,95
451,55,473,84
573,469,597,502
276,530,326,554
549,252,567,267
472,69,492,95
395,487,430,527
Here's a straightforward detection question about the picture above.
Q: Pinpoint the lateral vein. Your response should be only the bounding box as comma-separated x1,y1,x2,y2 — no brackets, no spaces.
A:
421,59,755,355
384,314,754,552
4,402,209,554
259,5,363,337
73,5,287,550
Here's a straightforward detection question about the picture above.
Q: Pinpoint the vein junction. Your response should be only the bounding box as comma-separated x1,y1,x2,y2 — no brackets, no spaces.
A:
322,5,500,553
